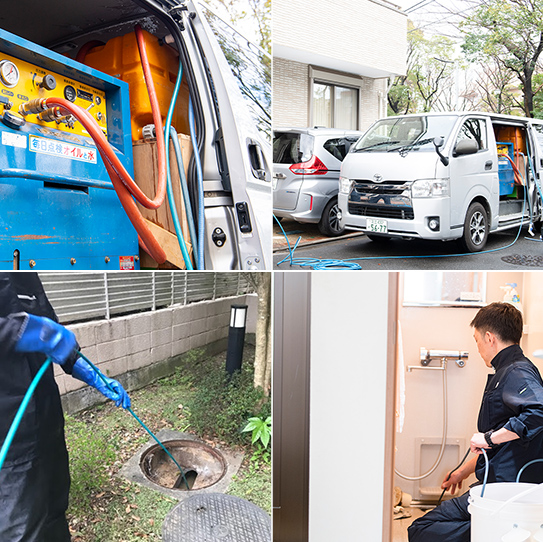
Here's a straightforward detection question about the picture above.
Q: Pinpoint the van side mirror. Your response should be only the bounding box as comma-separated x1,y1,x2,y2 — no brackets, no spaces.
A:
433,136,449,166
454,139,479,156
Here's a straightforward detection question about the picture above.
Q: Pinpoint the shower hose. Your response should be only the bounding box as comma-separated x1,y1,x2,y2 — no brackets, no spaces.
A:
0,353,190,490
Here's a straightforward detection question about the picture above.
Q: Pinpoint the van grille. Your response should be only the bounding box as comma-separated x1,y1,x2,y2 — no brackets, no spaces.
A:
348,180,414,220
348,204,415,220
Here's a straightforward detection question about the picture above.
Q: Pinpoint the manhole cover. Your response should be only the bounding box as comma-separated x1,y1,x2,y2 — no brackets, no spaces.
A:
162,493,271,542
502,254,543,267
140,440,226,491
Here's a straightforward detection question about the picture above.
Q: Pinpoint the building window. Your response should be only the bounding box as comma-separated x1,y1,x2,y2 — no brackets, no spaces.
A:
313,82,358,130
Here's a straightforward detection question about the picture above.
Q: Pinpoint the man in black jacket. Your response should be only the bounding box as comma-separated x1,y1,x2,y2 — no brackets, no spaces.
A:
408,302,543,541
0,273,130,542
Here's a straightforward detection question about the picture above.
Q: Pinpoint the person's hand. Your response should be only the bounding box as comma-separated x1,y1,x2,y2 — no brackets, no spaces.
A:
95,376,131,409
15,314,78,365
71,358,131,409
441,468,467,495
470,432,490,454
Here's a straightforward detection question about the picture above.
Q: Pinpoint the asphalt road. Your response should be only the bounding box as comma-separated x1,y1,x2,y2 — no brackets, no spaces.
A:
273,222,543,270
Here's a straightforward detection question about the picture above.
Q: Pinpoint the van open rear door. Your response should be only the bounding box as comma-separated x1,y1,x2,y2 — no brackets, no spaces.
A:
145,0,271,269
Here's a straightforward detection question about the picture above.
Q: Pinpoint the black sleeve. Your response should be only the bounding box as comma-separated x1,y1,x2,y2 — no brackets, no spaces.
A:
502,366,543,443
0,314,27,355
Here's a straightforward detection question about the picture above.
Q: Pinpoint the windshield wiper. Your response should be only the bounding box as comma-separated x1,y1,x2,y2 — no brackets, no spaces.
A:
353,140,401,152
387,138,434,154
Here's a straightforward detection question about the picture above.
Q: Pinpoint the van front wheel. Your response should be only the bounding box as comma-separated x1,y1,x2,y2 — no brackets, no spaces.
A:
459,202,488,252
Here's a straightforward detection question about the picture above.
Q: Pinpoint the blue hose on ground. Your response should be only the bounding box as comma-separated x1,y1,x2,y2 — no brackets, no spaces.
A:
188,98,205,270
274,183,528,269
169,125,199,262
0,357,52,473
0,353,190,490
163,57,193,270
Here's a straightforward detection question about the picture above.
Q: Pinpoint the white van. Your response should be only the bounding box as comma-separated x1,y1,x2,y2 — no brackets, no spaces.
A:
338,112,543,252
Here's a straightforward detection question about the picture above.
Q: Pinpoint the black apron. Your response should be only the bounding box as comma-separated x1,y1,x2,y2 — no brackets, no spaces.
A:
0,272,71,542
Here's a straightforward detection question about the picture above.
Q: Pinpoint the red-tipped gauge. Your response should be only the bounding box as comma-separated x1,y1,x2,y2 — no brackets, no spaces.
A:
289,155,328,175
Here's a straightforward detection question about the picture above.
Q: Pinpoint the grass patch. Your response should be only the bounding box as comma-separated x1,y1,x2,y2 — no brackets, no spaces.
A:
65,345,270,540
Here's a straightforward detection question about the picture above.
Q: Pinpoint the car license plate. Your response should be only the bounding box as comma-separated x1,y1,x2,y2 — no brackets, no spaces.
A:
367,218,388,234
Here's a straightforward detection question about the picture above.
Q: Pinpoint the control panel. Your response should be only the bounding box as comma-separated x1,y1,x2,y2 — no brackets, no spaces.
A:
0,51,107,138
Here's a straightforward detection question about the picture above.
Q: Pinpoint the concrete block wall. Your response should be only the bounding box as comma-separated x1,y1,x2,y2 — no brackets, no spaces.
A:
54,294,257,399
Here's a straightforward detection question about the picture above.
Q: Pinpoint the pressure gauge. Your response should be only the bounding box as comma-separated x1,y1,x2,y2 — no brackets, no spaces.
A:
0,60,19,88
64,85,76,102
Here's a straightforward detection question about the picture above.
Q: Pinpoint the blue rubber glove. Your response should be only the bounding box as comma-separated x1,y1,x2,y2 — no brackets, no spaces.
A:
15,314,78,365
71,358,131,408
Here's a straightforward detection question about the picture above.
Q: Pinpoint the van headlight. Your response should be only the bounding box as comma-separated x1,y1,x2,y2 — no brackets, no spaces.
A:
412,178,450,198
340,176,354,194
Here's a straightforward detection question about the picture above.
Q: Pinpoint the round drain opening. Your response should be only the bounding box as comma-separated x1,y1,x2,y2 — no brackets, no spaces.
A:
140,440,227,491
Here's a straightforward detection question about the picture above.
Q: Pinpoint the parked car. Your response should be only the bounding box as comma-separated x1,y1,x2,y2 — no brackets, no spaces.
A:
273,127,362,236
339,112,543,252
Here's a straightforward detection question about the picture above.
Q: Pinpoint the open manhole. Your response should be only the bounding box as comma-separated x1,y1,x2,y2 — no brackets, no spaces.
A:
140,440,227,491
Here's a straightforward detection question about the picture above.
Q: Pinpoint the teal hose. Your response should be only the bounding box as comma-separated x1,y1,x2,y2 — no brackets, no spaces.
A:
0,357,52,472
78,352,190,490
189,98,205,270
163,56,193,270
0,353,190,491
169,125,199,261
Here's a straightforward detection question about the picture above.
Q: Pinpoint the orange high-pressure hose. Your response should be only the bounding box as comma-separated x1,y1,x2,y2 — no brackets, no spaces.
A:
37,97,167,263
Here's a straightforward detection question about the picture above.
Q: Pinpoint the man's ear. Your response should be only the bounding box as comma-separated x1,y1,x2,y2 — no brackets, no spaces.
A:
485,331,496,345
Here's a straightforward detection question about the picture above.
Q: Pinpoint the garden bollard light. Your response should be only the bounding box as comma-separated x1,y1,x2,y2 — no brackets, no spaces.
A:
226,304,248,376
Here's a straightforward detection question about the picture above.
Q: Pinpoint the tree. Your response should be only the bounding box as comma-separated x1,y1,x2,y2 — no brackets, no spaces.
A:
202,0,270,53
388,24,457,114
461,0,543,117
244,273,271,396
472,59,520,114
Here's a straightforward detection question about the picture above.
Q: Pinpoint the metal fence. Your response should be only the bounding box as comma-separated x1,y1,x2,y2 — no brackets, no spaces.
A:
39,272,254,324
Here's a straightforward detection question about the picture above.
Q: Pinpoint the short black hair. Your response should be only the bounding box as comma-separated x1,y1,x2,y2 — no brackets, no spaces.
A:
470,302,523,344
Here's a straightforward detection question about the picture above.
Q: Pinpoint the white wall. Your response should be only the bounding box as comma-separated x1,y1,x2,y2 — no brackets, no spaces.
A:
309,273,390,541
273,0,406,78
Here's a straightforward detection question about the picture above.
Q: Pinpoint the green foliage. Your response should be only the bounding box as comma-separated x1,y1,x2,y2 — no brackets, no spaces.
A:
228,462,271,513
532,73,543,120
388,23,457,114
64,415,116,514
187,367,270,446
461,0,543,116
242,415,271,448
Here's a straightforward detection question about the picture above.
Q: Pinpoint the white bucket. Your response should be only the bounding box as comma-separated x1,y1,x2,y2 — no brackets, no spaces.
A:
469,482,543,541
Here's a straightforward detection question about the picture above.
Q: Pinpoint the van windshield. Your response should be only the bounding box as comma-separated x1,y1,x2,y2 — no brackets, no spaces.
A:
352,115,458,153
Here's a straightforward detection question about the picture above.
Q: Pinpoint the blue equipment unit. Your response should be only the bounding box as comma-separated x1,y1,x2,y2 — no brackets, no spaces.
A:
497,141,515,197
0,28,139,270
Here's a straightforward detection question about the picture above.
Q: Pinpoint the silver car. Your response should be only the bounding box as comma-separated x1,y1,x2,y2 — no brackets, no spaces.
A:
273,128,362,236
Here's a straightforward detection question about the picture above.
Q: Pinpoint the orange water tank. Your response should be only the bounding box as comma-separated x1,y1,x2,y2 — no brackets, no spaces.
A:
84,28,190,140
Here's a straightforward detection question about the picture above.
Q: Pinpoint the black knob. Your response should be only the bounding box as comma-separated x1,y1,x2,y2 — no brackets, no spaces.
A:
40,74,57,91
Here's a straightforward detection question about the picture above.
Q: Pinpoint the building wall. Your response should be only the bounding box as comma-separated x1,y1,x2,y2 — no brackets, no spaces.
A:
273,59,388,130
273,0,406,77
272,58,310,128
55,294,257,406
